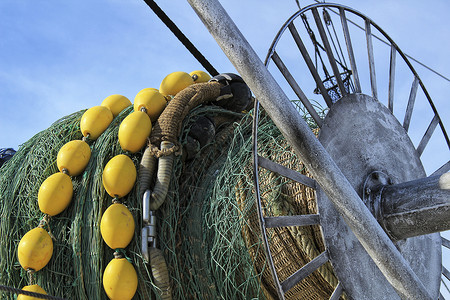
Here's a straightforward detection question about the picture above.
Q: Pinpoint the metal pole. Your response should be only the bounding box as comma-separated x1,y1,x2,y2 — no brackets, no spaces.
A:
381,173,450,240
186,1,432,299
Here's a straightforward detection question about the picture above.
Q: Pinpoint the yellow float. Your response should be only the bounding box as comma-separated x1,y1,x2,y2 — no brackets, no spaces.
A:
159,71,194,97
103,258,138,300
102,154,137,198
100,203,135,249
101,94,132,118
136,87,159,97
133,89,167,122
17,228,53,272
17,284,47,300
118,111,152,153
57,140,91,176
190,70,211,83
37,172,73,216
80,106,113,140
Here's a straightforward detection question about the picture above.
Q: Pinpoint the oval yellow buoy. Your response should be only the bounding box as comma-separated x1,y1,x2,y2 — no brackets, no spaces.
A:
80,106,113,140
101,94,132,117
136,87,159,97
133,90,167,122
190,70,211,83
159,71,194,97
57,140,91,176
56,140,91,176
103,258,138,300
17,284,47,300
100,203,135,249
17,228,53,272
38,172,73,216
102,154,136,198
118,111,152,153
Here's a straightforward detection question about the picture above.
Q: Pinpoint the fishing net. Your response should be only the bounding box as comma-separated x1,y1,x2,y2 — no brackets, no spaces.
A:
0,88,339,299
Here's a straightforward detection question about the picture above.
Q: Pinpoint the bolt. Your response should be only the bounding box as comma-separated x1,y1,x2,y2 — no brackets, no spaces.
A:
365,187,371,195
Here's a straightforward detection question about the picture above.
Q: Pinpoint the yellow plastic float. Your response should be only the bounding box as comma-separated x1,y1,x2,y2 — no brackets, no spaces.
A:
118,111,152,153
102,154,137,198
17,228,53,272
101,94,132,118
190,70,211,83
133,89,167,122
38,172,73,216
103,258,138,300
136,87,159,97
80,106,113,140
17,284,47,300
100,203,135,249
56,140,91,176
159,71,194,97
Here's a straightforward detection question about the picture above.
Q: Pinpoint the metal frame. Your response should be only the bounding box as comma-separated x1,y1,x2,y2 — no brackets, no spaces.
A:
187,1,449,299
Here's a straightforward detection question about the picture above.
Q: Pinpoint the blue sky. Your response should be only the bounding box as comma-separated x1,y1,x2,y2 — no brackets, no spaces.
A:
1,0,449,297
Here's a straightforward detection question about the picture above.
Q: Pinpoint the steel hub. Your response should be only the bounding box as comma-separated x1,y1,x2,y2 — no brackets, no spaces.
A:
316,93,441,299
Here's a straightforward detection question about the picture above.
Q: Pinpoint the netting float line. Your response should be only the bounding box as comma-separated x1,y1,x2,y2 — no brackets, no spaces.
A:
0,78,337,299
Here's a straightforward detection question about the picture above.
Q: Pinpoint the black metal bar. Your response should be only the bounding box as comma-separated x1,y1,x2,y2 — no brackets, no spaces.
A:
258,155,317,188
264,214,320,228
388,45,396,113
281,251,329,293
365,19,378,99
271,51,324,125
417,115,439,156
287,22,333,108
143,0,219,76
403,77,419,132
312,7,347,97
329,282,344,300
339,8,361,93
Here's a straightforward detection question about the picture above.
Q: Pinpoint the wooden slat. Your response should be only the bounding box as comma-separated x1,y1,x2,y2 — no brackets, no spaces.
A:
417,115,439,156
271,51,324,126
288,22,333,107
264,214,320,228
365,19,378,99
312,7,347,98
258,155,317,188
281,251,329,293
330,282,344,300
388,45,396,113
339,8,361,93
403,76,419,132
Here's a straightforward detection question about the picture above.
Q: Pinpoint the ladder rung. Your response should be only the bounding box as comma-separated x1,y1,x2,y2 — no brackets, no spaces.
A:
443,266,450,281
264,214,320,228
442,236,450,249
330,282,344,300
257,155,316,188
281,251,329,293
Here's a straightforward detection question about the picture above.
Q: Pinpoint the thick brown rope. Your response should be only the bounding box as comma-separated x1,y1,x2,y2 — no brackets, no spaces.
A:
150,82,221,147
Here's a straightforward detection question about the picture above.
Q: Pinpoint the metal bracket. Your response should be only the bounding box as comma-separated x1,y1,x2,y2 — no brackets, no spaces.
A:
142,189,157,262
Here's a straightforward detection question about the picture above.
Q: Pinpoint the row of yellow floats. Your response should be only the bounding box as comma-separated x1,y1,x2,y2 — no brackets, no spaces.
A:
16,70,210,299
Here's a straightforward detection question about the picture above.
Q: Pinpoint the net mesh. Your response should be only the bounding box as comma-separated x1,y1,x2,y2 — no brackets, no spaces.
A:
0,98,340,299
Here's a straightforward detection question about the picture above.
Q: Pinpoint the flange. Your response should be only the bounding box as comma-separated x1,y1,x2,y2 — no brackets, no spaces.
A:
316,93,441,299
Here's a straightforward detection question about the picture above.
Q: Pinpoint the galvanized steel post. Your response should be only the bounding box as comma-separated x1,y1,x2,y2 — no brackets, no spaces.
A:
186,0,432,299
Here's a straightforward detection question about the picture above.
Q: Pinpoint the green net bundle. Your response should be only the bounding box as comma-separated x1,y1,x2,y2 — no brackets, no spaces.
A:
0,93,338,299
